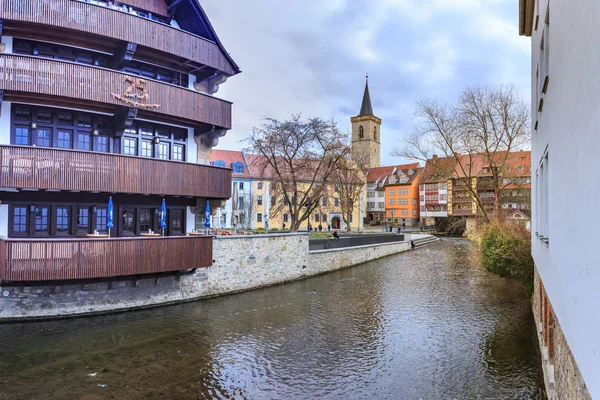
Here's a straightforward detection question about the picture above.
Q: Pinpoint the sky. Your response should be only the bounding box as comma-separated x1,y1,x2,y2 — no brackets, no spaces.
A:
202,0,531,166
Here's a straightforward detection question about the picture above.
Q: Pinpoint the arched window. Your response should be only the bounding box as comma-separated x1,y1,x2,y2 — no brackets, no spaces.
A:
373,127,378,141
212,160,226,167
359,125,364,139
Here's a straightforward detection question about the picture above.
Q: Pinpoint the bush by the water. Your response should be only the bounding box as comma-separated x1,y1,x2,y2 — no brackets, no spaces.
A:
480,220,534,295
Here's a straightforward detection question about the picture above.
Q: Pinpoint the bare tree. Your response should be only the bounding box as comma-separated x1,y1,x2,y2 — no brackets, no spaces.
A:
244,114,348,232
395,85,530,222
331,150,367,232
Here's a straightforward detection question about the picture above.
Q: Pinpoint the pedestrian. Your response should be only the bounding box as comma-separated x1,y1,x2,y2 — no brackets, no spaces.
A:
333,230,339,239
410,240,415,250
328,223,331,232
397,226,401,234
283,223,286,230
402,222,406,231
318,224,323,232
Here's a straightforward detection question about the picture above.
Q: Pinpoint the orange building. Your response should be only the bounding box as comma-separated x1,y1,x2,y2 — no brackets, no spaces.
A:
384,165,423,226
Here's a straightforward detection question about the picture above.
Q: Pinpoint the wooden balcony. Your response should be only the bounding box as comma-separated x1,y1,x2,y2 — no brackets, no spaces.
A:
0,55,232,128
0,145,232,198
0,0,236,75
0,235,212,282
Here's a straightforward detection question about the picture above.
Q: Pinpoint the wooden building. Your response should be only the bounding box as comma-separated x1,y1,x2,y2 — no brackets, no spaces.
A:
0,0,240,282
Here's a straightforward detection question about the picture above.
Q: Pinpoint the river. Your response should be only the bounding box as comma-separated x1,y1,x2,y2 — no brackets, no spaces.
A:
0,239,545,399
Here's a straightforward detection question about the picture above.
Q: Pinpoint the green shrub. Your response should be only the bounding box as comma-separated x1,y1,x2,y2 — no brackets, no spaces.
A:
374,220,381,226
481,220,534,295
269,228,279,232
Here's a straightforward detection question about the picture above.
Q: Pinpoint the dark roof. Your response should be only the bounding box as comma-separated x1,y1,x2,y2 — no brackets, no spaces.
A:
167,0,241,74
359,77,373,116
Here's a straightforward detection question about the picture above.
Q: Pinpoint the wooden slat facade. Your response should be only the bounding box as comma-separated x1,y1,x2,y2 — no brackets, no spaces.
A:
0,0,236,75
117,0,169,17
0,236,213,281
0,55,232,129
0,145,232,198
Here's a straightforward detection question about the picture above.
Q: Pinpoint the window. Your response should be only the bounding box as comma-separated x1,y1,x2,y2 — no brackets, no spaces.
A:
157,142,170,160
37,111,52,123
173,144,184,161
77,117,92,128
270,196,276,206
257,195,263,206
232,162,245,174
213,160,226,167
57,130,72,149
140,208,152,233
12,206,28,234
96,207,108,233
378,202,385,208
483,168,489,173
257,182,263,190
322,214,327,223
388,189,395,196
388,198,395,204
94,136,109,152
518,166,524,172
283,213,289,223
56,207,70,235
141,140,153,158
77,208,90,234
35,206,50,235
322,196,328,206
36,129,52,147
239,182,244,191
121,208,135,235
238,196,245,208
124,138,138,155
15,127,30,145
170,209,184,235
334,198,340,207
77,133,91,150
412,209,417,216
257,213,263,223
413,199,417,205
367,191,375,198
359,125,364,139
58,113,73,125
373,127,377,141
314,214,320,222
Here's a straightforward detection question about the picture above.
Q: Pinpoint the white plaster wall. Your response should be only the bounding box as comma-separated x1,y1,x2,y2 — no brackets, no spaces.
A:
0,101,11,145
0,204,8,237
530,1,600,396
1,36,13,54
186,128,197,164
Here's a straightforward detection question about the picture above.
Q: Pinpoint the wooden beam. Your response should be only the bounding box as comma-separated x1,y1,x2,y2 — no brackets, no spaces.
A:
113,42,137,69
113,107,138,137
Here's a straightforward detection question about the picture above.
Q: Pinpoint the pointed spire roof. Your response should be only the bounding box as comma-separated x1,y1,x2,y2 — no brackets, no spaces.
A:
359,75,374,116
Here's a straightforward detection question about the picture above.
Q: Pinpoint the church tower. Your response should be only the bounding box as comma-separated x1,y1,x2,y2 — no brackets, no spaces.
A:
351,76,381,168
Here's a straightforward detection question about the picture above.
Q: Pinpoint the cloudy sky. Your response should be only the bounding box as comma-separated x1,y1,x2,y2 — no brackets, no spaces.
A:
202,0,531,165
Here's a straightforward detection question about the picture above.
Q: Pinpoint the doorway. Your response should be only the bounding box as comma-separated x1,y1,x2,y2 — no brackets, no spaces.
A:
331,216,341,230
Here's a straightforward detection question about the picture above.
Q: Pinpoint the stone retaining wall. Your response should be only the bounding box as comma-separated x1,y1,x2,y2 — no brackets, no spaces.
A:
533,267,592,400
0,233,410,320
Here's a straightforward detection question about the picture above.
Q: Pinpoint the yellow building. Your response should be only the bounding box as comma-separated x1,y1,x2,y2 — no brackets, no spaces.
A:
247,155,364,231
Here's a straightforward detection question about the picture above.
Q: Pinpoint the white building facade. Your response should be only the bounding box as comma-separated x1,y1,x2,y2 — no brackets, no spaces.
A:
521,1,597,398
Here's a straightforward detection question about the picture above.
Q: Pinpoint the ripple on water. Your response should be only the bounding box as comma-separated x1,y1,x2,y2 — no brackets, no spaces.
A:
0,239,545,400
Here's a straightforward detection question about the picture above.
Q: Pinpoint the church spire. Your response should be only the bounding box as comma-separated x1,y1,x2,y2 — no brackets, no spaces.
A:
359,74,373,116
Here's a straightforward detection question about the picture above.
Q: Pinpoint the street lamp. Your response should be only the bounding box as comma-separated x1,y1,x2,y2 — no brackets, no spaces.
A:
306,202,313,231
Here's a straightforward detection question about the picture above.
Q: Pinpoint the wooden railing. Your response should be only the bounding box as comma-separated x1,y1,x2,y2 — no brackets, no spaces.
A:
0,55,232,128
0,145,232,198
0,236,213,282
0,0,236,75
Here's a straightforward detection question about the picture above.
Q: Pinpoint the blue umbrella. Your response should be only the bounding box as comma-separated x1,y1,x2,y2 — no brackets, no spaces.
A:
160,199,167,235
205,201,211,229
107,196,114,237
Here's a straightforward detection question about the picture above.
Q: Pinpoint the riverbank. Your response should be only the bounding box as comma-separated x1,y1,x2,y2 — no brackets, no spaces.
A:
0,233,429,320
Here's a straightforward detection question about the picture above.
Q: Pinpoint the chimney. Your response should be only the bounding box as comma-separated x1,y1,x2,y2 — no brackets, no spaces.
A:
432,155,438,161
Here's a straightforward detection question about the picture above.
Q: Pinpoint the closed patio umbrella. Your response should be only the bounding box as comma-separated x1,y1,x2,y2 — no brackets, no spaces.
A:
107,196,114,238
160,199,167,236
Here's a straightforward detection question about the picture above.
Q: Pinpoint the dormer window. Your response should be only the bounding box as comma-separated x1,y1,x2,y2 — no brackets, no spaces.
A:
483,168,489,173
518,166,524,172
466,164,471,169
231,161,245,174
212,160,226,168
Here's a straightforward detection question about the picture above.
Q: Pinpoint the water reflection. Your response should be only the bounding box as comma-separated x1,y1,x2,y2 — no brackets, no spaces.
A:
0,239,544,399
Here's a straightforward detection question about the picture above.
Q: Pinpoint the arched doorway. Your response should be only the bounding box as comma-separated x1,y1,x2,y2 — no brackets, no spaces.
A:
331,217,341,230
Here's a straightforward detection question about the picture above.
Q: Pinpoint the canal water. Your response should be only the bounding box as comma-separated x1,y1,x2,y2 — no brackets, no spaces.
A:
0,239,545,399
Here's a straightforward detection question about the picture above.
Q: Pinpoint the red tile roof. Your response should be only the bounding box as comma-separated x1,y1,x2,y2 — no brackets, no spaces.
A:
211,149,251,178
364,163,419,183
